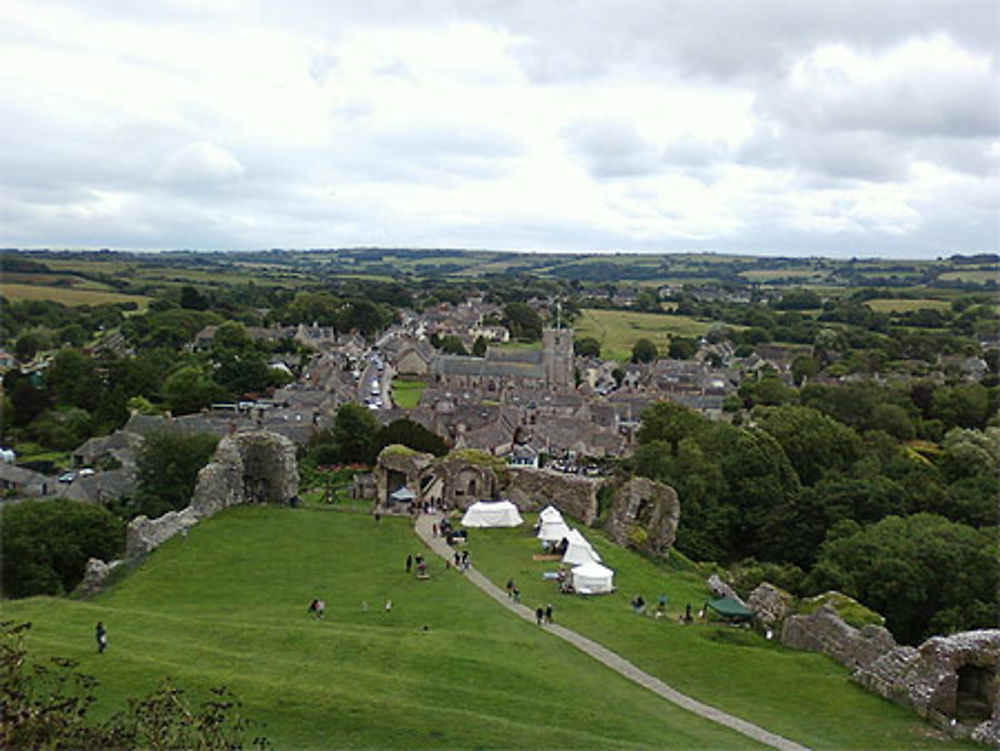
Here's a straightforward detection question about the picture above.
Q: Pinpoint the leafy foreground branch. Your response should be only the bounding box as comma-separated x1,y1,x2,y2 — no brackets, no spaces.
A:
1,620,270,751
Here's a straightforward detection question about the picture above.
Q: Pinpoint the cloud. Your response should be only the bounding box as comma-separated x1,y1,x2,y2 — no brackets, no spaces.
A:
0,0,996,256
562,119,662,178
759,37,999,139
153,142,246,184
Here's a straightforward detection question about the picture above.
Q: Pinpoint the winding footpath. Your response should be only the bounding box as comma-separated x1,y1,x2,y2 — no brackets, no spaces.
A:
414,515,809,751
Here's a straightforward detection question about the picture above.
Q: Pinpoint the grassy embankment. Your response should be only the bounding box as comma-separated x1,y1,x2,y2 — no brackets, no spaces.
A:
2,507,757,750
2,505,978,750
467,521,976,751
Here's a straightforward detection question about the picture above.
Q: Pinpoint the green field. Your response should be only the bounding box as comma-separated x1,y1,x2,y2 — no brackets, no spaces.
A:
391,378,427,409
2,507,974,750
938,270,998,284
575,308,720,361
0,282,152,309
866,299,952,313
2,508,763,750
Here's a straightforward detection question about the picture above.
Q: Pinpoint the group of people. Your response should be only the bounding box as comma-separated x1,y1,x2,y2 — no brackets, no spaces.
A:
535,603,554,625
308,598,326,619
452,549,471,571
406,553,428,577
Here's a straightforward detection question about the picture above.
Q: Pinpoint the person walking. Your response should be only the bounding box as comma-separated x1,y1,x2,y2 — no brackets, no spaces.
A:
544,604,553,624
95,622,107,653
506,578,514,598
512,586,520,603
535,607,544,625
406,554,413,573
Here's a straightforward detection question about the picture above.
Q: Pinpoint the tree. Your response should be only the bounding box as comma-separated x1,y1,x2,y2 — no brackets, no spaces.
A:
438,335,467,356
1,500,123,598
331,403,381,465
637,401,708,454
502,302,542,341
790,355,818,386
808,514,998,644
134,431,219,518
162,366,226,414
472,335,487,357
631,338,657,363
667,337,697,360
574,336,601,358
46,349,102,411
377,419,448,456
753,405,861,485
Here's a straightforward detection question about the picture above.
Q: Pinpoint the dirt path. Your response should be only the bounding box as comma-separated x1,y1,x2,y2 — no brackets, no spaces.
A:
414,514,809,751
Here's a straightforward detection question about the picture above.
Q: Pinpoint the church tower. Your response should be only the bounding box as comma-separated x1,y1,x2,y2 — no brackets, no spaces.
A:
542,326,574,390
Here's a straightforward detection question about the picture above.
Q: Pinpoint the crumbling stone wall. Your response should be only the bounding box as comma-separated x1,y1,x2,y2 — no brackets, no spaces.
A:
781,603,897,670
436,451,505,510
853,630,1000,745
126,431,298,557
373,446,436,508
603,477,679,556
747,582,795,625
505,468,603,523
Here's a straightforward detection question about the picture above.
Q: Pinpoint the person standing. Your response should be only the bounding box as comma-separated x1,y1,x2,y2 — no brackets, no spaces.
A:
406,554,413,573
95,622,107,653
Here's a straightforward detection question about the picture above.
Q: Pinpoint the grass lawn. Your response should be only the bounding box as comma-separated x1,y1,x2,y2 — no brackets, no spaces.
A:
2,507,758,750
465,519,975,751
575,308,721,361
392,378,427,409
0,282,152,310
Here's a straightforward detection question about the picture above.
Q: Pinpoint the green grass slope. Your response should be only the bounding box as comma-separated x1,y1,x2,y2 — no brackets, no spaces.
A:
467,522,975,751
3,507,760,750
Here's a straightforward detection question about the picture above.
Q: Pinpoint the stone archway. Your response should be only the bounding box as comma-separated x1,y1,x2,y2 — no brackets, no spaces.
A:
956,663,996,722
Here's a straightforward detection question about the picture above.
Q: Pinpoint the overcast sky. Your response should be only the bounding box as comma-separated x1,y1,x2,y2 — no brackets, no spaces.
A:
2,0,997,258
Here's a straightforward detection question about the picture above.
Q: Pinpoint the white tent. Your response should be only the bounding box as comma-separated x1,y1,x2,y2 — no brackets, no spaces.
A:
562,529,601,565
571,560,615,594
537,518,572,543
538,505,564,524
461,500,524,528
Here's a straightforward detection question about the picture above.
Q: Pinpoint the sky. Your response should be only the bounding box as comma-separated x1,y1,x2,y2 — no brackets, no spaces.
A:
1,0,998,258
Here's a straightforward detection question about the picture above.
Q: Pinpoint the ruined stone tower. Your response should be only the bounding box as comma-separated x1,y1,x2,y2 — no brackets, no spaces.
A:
542,327,574,390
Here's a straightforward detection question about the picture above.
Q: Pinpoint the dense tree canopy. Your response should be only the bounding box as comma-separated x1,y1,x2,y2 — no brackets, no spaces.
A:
808,514,998,644
1,499,123,598
134,431,219,518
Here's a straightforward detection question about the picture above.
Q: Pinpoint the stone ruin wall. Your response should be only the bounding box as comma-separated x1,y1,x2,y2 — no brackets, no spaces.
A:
782,603,1000,746
603,476,680,557
125,431,298,557
505,467,602,523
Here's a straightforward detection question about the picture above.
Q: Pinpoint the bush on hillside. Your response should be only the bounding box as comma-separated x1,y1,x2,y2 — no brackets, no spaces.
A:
1,500,124,598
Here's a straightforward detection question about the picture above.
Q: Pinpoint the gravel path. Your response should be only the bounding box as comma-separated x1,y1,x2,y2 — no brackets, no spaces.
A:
415,514,809,751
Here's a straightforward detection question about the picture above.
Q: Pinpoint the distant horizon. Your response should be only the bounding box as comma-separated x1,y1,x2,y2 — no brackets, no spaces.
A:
4,245,997,262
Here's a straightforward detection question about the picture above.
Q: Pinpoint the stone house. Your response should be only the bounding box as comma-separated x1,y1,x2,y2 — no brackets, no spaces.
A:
0,464,54,497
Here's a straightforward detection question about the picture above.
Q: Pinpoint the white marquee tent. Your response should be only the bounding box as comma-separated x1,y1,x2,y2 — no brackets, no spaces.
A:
571,560,615,594
561,529,601,565
461,500,524,528
537,518,573,544
538,505,564,524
